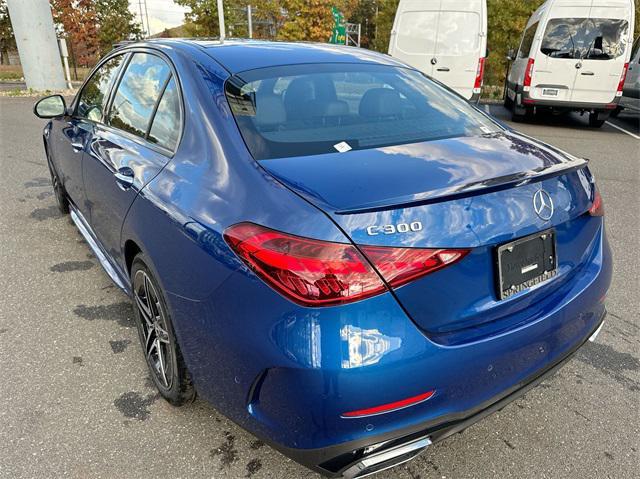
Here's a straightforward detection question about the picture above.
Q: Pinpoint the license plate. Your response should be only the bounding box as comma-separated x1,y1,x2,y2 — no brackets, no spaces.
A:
542,88,558,96
496,230,557,300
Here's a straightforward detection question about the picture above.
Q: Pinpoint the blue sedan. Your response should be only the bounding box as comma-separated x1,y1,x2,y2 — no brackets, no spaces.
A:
34,40,611,478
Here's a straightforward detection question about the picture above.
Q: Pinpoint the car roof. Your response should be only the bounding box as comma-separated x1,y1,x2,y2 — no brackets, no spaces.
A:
137,38,409,74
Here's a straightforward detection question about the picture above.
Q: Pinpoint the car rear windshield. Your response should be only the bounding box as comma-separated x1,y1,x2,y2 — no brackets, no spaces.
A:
540,18,629,60
224,63,499,160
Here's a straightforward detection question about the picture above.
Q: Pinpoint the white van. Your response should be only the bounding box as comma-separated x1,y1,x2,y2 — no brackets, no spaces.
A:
505,0,635,126
388,0,488,102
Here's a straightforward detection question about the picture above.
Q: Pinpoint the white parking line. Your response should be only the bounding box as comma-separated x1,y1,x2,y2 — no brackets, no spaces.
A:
605,121,640,140
484,104,491,114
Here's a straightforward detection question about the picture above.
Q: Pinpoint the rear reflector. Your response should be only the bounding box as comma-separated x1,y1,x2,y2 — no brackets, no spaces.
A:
616,63,629,97
341,390,435,418
523,58,535,91
224,223,469,307
473,57,486,94
224,223,386,307
589,188,604,216
359,246,469,289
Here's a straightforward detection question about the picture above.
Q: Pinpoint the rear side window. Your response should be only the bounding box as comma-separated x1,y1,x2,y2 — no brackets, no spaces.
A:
225,63,499,160
108,53,171,138
541,18,629,60
518,22,539,59
148,76,181,151
76,55,125,122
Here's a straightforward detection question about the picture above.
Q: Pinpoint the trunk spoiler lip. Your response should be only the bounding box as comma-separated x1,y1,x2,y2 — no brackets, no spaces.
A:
335,157,589,215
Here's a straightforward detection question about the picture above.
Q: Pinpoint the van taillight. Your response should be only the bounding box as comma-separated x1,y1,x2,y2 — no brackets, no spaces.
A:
616,63,629,97
523,58,535,91
473,57,486,93
224,223,468,307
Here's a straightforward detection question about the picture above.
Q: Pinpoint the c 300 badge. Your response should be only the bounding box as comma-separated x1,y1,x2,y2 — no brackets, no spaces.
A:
366,221,423,236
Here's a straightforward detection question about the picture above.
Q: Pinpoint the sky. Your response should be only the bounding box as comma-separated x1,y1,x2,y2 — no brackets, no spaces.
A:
128,0,189,36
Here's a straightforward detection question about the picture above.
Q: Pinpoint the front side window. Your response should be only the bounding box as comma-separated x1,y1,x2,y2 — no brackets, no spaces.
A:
76,55,125,122
541,18,629,60
518,22,539,59
108,52,171,138
225,63,499,160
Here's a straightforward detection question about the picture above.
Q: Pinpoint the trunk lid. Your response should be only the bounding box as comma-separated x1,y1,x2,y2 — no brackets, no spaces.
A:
261,132,598,341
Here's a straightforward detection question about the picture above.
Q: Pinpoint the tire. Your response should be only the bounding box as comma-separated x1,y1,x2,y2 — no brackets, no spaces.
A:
610,106,622,118
46,154,69,214
131,254,196,406
588,112,605,128
504,94,514,111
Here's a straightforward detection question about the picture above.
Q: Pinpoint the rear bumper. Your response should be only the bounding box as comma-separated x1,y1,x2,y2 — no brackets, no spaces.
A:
508,81,619,110
274,312,606,477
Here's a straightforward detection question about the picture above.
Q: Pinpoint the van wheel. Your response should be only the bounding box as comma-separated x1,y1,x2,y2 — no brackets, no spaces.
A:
588,112,605,128
610,106,622,118
131,254,196,406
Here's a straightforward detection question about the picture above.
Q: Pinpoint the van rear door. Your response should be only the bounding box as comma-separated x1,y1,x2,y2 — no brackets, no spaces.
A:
388,0,440,78
430,1,486,99
570,12,631,104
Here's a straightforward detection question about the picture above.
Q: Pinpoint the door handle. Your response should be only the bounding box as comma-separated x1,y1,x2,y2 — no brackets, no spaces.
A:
580,71,595,76
114,166,135,189
436,67,450,72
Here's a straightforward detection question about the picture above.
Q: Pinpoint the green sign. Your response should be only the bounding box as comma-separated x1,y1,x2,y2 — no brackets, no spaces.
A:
329,6,346,44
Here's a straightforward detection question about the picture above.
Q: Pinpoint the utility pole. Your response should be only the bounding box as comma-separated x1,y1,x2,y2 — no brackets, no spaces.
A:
247,5,253,39
143,0,151,37
138,0,146,37
217,0,225,43
6,0,66,91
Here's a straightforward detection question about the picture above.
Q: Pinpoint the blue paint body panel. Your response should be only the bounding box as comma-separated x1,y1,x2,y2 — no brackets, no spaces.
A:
42,39,612,475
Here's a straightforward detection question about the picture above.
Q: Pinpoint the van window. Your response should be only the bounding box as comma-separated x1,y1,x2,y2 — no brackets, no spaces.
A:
108,52,171,138
518,22,538,59
396,11,438,54
225,63,500,160
436,12,480,55
541,18,629,60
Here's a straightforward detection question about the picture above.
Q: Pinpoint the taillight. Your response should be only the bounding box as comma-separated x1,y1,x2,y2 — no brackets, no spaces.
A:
473,57,486,94
341,390,435,418
359,245,469,289
589,188,604,216
224,223,469,307
523,58,535,91
616,62,629,97
224,223,386,307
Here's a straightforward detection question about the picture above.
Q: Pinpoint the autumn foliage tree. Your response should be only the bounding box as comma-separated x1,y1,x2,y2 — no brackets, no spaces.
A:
51,0,99,67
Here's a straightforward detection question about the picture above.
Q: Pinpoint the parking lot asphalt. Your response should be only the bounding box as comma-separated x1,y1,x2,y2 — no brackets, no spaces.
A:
1,96,638,479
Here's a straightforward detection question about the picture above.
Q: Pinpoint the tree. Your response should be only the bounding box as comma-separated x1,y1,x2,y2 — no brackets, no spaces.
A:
370,0,398,52
175,0,251,37
95,0,141,55
51,0,100,67
0,0,16,65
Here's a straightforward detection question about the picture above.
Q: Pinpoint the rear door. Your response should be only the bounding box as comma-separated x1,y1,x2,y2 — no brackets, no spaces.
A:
430,1,484,99
388,0,440,77
83,51,182,264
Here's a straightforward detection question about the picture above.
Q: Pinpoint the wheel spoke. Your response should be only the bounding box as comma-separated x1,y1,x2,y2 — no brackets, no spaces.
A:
135,295,154,327
146,335,157,360
155,323,170,343
156,340,169,387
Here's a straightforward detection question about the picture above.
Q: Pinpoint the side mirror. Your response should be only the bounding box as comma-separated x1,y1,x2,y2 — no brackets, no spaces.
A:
33,95,67,119
506,47,516,61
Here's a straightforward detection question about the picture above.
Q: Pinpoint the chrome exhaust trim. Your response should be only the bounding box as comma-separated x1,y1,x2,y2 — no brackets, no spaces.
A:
342,436,432,479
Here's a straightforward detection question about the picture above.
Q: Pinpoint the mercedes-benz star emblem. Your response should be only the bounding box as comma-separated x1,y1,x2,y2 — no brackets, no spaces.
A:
533,189,554,221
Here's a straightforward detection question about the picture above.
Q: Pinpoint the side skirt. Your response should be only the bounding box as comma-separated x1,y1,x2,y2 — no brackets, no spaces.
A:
69,205,131,295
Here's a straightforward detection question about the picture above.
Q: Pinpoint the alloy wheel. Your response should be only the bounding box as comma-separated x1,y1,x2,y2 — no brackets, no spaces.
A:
133,270,174,389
